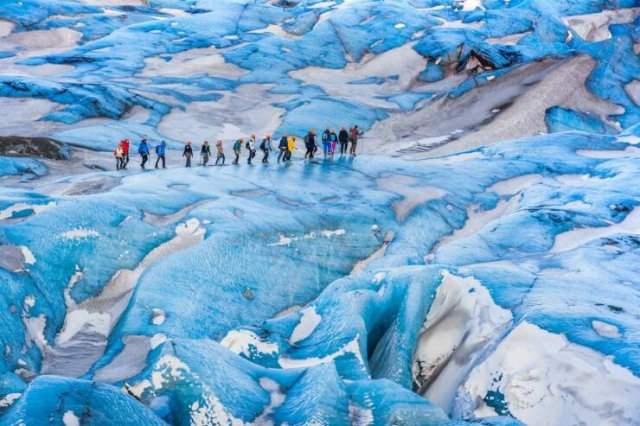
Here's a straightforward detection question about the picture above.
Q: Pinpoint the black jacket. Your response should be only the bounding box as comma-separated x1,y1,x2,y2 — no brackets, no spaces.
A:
279,136,288,149
339,129,349,144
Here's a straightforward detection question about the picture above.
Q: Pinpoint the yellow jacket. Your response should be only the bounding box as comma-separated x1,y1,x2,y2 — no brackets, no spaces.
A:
287,136,296,152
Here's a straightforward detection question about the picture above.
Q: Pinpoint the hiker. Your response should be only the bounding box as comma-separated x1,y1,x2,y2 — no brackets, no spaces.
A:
114,141,124,170
286,136,296,161
155,140,167,169
246,134,257,165
233,138,242,165
201,141,211,166
121,139,130,169
138,137,150,170
304,129,316,159
339,127,349,155
260,135,272,164
322,128,331,158
349,125,362,156
330,129,338,155
277,135,288,163
215,140,225,166
183,142,194,167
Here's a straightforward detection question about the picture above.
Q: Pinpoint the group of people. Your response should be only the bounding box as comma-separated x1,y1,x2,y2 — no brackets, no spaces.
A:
113,126,363,170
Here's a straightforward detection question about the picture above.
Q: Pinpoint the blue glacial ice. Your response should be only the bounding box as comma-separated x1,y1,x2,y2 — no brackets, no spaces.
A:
1,128,640,424
0,0,640,425
1,0,639,148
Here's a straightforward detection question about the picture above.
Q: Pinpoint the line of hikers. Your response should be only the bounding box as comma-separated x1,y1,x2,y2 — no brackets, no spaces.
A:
113,126,363,170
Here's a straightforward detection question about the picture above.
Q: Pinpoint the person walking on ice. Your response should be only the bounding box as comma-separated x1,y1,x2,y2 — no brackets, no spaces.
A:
201,141,211,166
121,138,130,169
330,129,338,155
138,137,150,170
286,135,296,162
246,135,257,165
233,138,243,165
322,128,331,158
155,140,167,169
260,135,272,164
339,127,349,155
114,141,124,170
277,134,288,163
349,125,362,156
215,140,225,166
304,129,317,159
183,142,194,167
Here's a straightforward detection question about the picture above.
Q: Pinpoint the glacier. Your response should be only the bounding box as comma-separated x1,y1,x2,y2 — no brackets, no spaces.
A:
0,0,640,425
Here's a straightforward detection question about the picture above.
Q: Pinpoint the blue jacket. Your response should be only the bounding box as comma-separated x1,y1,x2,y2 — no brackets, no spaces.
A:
138,140,150,155
155,142,166,156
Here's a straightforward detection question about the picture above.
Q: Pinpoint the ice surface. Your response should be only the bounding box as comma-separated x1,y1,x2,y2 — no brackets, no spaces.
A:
0,0,637,151
1,0,640,425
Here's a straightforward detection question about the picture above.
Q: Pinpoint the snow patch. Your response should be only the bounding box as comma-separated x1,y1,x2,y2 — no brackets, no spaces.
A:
289,307,322,344
220,329,278,357
150,333,167,350
0,393,21,408
458,321,640,425
62,411,80,426
61,228,100,240
151,308,166,325
19,246,35,265
0,201,56,220
414,271,512,413
56,309,111,345
552,207,640,253
592,320,621,339
279,335,363,369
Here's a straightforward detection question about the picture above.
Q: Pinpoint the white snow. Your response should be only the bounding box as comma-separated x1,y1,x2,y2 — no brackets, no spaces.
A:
0,393,21,408
149,355,242,426
0,20,15,38
220,329,278,357
488,174,544,196
60,228,100,240
56,309,111,344
279,335,363,369
151,308,166,325
150,333,167,349
62,411,80,426
19,246,35,265
577,146,640,159
254,378,286,424
0,201,56,220
24,314,48,352
592,320,621,339
320,229,346,238
270,229,347,246
462,0,484,11
551,206,640,253
414,271,512,413
289,307,322,344
24,295,35,308
459,321,640,426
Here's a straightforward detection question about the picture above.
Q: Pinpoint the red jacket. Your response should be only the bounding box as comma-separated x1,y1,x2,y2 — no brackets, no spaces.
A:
121,140,130,155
